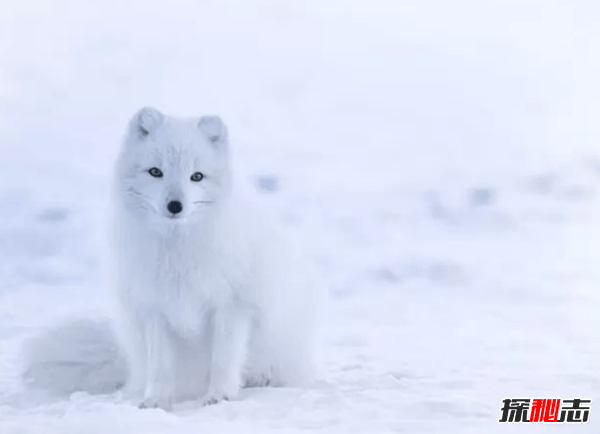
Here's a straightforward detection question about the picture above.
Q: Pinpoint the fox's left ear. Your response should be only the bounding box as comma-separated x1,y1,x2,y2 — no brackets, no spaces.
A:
198,116,227,146
128,106,164,141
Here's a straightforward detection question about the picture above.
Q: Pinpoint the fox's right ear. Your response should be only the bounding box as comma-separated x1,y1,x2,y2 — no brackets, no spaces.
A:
198,116,227,146
129,107,164,139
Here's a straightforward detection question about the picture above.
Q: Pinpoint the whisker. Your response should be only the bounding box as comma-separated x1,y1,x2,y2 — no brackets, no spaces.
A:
193,201,214,204
124,187,159,213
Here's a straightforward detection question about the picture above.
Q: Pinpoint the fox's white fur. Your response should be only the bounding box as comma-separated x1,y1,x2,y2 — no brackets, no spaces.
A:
22,108,317,409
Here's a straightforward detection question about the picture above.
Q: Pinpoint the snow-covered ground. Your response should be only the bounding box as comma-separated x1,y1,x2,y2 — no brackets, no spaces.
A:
1,1,600,432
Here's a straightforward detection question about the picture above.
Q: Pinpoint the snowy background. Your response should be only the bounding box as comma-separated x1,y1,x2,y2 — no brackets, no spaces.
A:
1,0,600,432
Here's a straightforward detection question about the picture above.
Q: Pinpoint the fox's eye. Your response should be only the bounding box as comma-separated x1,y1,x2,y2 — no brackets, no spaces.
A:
148,167,163,178
190,172,204,182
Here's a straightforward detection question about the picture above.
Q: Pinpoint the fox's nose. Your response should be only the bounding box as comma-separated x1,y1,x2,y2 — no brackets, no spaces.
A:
167,200,183,215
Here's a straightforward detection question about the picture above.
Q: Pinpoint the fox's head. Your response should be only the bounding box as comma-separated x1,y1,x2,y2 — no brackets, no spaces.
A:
114,107,230,227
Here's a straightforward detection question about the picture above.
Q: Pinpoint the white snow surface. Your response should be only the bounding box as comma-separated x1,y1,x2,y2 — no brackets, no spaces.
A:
1,0,600,432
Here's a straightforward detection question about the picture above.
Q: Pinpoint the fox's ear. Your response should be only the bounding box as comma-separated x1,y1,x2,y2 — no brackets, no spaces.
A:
130,107,164,139
198,116,227,145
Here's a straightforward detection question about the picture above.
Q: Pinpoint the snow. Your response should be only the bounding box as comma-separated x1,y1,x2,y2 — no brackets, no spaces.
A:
1,0,600,432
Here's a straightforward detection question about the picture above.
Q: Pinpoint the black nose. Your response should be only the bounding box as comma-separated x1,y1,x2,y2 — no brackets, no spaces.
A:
167,200,183,214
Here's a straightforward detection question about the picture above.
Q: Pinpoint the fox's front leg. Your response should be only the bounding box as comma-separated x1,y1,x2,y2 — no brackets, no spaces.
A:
138,314,176,410
204,304,251,405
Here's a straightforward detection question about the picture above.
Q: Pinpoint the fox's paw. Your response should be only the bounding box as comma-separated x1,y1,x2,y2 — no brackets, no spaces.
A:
202,379,240,406
202,393,229,406
138,395,172,411
202,385,237,406
243,374,271,388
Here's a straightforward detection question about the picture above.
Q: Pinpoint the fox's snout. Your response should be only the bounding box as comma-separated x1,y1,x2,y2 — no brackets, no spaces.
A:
167,200,183,215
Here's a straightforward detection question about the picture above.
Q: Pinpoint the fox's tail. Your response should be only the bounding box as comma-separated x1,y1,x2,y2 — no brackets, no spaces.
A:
22,318,129,396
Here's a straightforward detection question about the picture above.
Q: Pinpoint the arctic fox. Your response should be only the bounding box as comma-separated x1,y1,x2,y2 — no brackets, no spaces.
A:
23,107,317,409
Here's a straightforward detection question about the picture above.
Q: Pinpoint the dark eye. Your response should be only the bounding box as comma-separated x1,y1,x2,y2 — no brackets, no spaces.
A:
190,172,204,182
148,167,163,178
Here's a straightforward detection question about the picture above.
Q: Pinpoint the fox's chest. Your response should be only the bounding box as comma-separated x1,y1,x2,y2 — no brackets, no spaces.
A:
128,248,233,333
165,266,234,328
122,227,255,333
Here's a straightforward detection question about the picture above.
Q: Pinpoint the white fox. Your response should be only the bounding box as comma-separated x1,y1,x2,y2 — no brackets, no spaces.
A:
23,107,317,410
